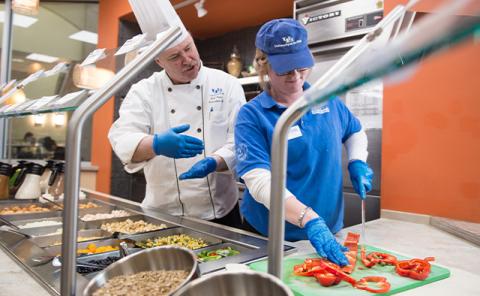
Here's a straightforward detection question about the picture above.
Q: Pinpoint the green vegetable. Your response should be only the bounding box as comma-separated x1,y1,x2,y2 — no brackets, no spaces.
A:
197,247,240,262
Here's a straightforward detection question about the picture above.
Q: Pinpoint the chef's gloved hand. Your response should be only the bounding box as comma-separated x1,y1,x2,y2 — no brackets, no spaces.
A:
179,157,217,180
305,217,349,266
152,124,204,158
348,160,374,200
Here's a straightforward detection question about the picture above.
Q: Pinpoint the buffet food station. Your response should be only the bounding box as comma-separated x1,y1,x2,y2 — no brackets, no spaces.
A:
0,190,295,295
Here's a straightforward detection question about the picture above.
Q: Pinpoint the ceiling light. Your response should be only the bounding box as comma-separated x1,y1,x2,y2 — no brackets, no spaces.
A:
53,113,66,127
194,0,207,18
32,114,46,126
69,30,98,45
12,0,39,16
0,11,38,28
26,53,59,63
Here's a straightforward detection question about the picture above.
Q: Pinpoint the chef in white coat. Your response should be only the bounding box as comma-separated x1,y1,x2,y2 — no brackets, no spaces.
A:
108,27,246,227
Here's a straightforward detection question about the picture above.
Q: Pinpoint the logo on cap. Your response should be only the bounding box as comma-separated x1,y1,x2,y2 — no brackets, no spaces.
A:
275,35,302,48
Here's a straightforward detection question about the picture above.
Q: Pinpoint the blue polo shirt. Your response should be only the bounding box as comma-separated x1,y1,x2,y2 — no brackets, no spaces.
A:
235,84,361,241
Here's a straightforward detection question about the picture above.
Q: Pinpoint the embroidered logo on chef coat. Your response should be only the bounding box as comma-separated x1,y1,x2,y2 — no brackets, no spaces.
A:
311,102,330,114
236,143,248,161
209,88,225,104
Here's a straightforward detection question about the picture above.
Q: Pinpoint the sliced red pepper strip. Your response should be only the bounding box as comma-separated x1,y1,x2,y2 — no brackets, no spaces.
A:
367,252,397,265
319,260,357,286
342,232,360,274
361,246,378,268
355,276,391,293
313,270,340,287
395,257,435,280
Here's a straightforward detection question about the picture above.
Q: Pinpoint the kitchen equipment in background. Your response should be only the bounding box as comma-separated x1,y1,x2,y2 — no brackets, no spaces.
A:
47,162,65,199
39,160,55,194
14,162,44,199
172,270,294,296
0,163,13,199
8,160,27,196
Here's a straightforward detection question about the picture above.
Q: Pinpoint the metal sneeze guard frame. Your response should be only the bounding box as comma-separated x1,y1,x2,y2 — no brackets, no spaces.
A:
61,27,181,295
267,0,480,278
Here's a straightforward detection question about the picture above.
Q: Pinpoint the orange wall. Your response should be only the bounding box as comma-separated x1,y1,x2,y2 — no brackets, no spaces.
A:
92,0,131,193
382,1,480,222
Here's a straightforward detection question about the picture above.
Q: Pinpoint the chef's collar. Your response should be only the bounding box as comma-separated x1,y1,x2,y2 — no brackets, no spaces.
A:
163,61,206,88
259,82,311,109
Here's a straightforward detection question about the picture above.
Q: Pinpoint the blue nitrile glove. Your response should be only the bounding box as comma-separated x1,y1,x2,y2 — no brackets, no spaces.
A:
348,160,374,200
305,217,349,266
179,157,217,180
152,124,204,158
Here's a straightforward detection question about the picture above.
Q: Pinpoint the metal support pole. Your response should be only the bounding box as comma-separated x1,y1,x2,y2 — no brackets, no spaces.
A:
61,27,181,296
0,0,14,159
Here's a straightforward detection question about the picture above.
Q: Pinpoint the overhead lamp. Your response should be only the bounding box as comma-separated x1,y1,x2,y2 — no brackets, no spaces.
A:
32,114,45,126
52,113,65,127
69,30,98,45
26,53,59,63
0,11,37,28
194,0,207,18
12,0,39,16
72,64,115,90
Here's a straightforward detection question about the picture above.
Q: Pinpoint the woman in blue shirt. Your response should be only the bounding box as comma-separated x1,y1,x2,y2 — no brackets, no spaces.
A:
235,18,374,266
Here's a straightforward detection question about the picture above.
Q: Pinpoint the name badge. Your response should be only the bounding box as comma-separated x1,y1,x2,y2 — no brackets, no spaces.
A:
288,125,303,140
312,103,330,114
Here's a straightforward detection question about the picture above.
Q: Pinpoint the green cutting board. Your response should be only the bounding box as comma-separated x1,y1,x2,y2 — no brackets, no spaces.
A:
249,245,450,296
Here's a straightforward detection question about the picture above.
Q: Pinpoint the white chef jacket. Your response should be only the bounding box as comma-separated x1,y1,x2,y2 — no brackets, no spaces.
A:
108,66,246,220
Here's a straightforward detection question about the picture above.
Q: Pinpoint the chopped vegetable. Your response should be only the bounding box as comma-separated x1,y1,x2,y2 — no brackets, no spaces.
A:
355,276,391,293
395,257,434,280
197,247,240,262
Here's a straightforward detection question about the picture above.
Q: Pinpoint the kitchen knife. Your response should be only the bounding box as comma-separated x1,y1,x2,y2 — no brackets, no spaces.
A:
361,199,366,242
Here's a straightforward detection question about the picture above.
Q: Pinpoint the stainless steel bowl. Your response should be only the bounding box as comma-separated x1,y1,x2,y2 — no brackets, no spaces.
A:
172,270,294,296
83,246,199,296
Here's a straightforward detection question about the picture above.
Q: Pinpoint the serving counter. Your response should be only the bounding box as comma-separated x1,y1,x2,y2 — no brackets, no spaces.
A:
1,191,479,295
0,189,294,295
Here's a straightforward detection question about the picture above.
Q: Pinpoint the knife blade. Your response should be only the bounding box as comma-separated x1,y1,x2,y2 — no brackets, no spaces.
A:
361,199,366,242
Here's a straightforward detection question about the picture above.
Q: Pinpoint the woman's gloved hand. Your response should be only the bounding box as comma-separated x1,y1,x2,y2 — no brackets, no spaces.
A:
152,124,204,158
179,157,217,180
348,160,374,200
305,217,349,266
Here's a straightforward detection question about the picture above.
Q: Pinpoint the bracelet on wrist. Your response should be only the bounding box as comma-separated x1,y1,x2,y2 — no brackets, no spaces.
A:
298,206,311,228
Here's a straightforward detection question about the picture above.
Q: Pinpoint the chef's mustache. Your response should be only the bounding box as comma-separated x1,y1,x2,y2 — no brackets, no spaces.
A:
182,61,199,71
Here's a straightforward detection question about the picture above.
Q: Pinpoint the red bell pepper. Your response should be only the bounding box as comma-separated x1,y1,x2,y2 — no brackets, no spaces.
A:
361,247,398,268
342,232,360,274
355,276,391,293
313,270,341,287
395,257,435,280
319,260,357,286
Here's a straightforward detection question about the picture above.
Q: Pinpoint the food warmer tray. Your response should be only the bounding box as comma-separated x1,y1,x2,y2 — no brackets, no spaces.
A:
0,190,296,295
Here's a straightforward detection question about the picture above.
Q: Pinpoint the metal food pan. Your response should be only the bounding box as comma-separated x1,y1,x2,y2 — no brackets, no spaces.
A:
1,210,63,222
125,227,222,250
12,216,64,229
30,229,114,248
0,202,61,219
85,214,177,234
44,238,128,257
79,207,136,222
18,220,91,237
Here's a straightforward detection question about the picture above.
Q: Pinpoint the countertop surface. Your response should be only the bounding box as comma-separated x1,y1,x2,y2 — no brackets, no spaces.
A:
1,217,479,295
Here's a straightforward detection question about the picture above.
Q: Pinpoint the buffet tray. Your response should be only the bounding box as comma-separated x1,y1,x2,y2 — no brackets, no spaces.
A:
43,238,128,257
84,214,177,234
30,229,114,248
123,226,223,249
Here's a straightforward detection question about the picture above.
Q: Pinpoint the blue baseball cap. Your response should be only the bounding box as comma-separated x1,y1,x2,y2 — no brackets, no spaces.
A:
255,18,314,75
